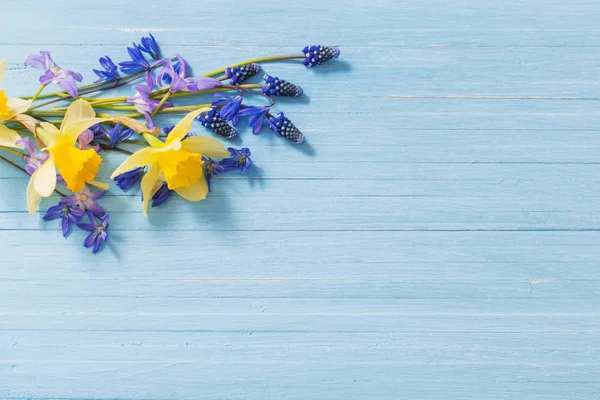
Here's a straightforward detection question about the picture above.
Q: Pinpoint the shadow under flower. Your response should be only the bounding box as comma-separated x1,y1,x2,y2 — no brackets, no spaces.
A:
309,59,352,74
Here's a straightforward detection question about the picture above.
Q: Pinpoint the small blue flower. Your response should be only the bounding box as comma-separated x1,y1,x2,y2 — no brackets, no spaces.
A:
93,56,120,83
43,203,85,238
152,183,172,207
163,125,175,135
211,92,243,125
61,186,106,217
225,63,261,85
161,59,184,85
261,75,303,97
114,167,145,191
119,45,151,74
138,33,161,60
202,156,225,191
219,148,252,174
77,213,109,254
302,45,340,67
238,106,270,134
108,122,135,148
198,106,238,139
267,112,305,144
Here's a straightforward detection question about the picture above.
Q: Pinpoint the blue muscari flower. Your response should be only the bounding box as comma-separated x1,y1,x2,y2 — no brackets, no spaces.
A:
211,92,243,125
225,63,261,85
238,106,270,134
219,148,252,174
152,182,172,207
43,203,85,238
93,56,120,83
267,112,305,144
302,45,340,67
114,167,145,191
198,106,238,139
138,33,161,60
202,156,225,192
77,212,109,254
108,122,135,148
261,75,303,97
119,45,151,73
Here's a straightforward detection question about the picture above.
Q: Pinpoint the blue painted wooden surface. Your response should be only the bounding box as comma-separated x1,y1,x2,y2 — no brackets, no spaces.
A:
2,0,600,398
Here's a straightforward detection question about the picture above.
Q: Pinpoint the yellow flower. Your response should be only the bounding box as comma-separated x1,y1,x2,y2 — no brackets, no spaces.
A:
0,59,32,148
27,99,108,214
110,108,231,215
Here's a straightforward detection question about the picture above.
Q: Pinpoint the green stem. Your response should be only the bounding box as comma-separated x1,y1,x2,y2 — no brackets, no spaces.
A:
0,146,25,158
30,84,47,102
203,54,305,77
151,91,171,117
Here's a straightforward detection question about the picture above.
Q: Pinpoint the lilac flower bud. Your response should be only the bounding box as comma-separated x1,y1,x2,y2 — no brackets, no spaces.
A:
302,45,340,67
261,75,303,97
267,112,305,144
198,106,238,140
225,63,261,85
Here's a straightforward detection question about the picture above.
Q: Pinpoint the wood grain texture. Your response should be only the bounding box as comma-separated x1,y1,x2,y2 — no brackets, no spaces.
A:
1,0,600,399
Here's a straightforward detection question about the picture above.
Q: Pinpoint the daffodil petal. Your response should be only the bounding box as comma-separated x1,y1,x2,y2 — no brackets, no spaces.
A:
0,124,22,148
174,174,209,202
181,135,231,158
10,113,37,133
87,180,110,190
64,117,108,143
110,115,154,135
6,97,32,118
62,99,96,129
33,156,57,197
36,122,61,147
0,60,7,85
110,147,157,179
166,108,210,143
141,163,160,216
26,169,42,215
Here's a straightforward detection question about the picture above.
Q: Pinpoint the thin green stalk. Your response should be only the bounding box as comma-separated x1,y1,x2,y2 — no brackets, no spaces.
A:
151,91,171,117
30,84,47,102
202,54,304,76
0,146,25,158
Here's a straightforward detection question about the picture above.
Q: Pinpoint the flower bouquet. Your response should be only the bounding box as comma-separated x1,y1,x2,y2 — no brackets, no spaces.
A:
0,35,340,253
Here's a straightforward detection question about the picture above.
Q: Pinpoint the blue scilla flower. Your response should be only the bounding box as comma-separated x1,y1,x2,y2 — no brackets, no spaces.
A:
225,63,261,85
198,106,238,140
152,182,172,207
302,45,340,67
138,33,161,60
77,213,109,254
211,92,243,125
107,123,135,148
267,112,305,144
219,148,252,174
119,45,151,73
261,75,303,97
93,56,120,83
43,203,85,238
161,59,185,85
238,106,270,134
114,167,145,191
202,157,225,192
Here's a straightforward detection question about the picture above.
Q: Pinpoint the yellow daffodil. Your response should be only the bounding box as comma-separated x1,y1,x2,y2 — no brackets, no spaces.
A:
27,99,108,214
110,108,231,215
0,59,32,148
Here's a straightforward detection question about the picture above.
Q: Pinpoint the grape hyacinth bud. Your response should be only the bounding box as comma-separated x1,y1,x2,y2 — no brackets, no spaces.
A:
198,106,238,140
225,63,261,85
267,112,305,144
261,75,303,97
302,45,340,67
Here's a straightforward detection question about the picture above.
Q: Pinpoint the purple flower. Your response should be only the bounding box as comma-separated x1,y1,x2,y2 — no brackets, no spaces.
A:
16,137,49,175
225,63,261,85
202,156,225,191
61,186,106,217
25,51,83,97
219,148,252,174
77,213,109,254
261,75,303,97
198,106,237,139
43,203,85,238
119,45,151,74
127,73,171,128
152,182,172,207
114,167,145,191
107,122,134,147
138,34,161,60
93,56,120,83
267,112,305,144
77,129,101,152
238,106,270,134
211,92,243,125
302,45,340,67
158,55,222,93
